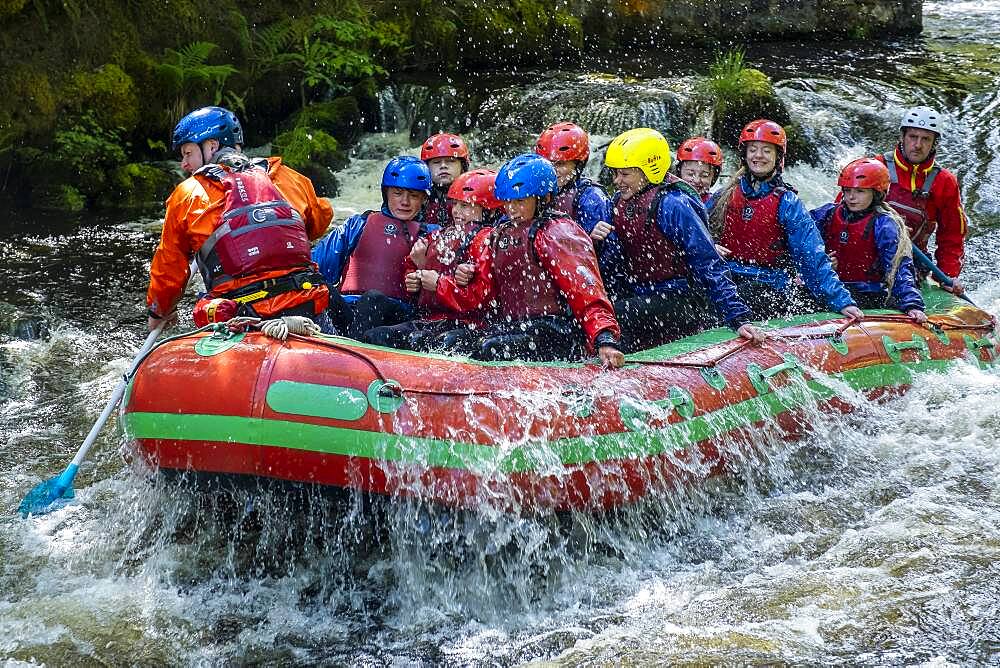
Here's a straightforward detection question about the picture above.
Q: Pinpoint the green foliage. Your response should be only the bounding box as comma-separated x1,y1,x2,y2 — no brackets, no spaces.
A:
703,50,775,101
156,41,237,123
6,66,57,136
52,112,128,174
101,162,175,209
32,183,86,212
273,126,341,170
64,64,140,132
0,0,27,20
293,98,363,144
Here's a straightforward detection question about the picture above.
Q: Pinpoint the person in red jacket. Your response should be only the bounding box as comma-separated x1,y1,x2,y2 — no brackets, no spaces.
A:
448,154,624,368
363,169,501,350
877,106,968,295
420,133,470,227
147,106,333,332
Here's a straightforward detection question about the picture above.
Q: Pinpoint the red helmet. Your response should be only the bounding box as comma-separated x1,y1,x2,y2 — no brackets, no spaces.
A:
420,133,470,162
534,122,590,163
838,157,890,194
676,137,724,167
738,119,787,153
447,169,502,209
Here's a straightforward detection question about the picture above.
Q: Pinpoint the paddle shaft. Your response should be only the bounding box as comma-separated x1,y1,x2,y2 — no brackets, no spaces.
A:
67,322,165,469
65,260,199,472
910,246,976,306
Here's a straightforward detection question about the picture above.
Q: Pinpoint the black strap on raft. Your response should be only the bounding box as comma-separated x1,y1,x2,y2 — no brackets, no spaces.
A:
222,269,326,304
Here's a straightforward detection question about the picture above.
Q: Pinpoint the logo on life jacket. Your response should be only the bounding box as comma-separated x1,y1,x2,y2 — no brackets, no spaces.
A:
742,205,754,221
839,230,849,244
248,246,260,256
384,223,398,235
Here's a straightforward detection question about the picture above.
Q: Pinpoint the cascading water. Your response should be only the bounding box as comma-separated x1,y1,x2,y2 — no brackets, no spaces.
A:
3,1,1000,663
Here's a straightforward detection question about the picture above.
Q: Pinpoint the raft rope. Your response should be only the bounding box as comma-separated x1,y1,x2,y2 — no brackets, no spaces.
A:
630,314,996,370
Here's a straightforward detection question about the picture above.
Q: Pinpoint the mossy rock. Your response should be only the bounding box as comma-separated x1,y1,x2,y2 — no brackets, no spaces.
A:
64,64,140,133
31,183,86,212
98,162,176,210
5,66,57,136
0,0,27,20
273,126,343,197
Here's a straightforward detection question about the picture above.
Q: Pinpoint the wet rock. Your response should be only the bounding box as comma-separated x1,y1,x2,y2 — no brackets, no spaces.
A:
273,126,344,197
11,315,49,340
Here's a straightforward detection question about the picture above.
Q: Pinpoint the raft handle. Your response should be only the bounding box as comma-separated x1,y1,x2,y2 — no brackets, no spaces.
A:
882,334,931,364
700,367,727,391
963,334,996,361
746,354,803,395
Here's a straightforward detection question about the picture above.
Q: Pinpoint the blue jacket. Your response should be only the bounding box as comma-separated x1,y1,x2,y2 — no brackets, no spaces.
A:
706,178,856,312
311,205,438,303
614,185,751,329
569,178,627,293
810,203,925,312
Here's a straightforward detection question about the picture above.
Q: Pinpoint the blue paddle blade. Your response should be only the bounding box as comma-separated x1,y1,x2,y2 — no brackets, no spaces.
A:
18,465,78,517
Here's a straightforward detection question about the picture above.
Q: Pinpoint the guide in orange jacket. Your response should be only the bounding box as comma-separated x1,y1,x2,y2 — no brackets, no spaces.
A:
146,107,333,332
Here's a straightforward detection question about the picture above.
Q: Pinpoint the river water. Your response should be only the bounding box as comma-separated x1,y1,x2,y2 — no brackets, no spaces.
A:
3,2,1000,664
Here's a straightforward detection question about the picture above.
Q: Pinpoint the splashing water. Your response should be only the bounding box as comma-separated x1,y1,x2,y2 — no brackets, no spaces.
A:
4,3,1000,663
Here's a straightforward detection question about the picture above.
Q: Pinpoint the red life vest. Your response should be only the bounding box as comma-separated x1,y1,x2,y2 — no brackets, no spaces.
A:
883,151,940,248
491,216,567,320
194,161,312,292
823,206,880,283
418,222,484,312
612,179,688,284
718,183,788,268
551,185,578,218
424,191,453,228
340,212,421,300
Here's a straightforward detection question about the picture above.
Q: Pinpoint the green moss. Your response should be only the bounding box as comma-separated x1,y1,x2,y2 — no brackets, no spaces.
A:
99,162,175,209
6,66,57,135
0,0,27,20
32,183,86,212
273,125,343,196
64,64,140,132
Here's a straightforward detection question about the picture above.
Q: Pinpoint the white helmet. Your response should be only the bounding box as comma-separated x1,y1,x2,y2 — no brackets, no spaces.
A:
900,106,944,138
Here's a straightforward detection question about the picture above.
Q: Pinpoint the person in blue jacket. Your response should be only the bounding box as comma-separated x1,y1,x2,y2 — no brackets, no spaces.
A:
811,157,926,321
706,119,864,322
312,155,437,337
603,128,765,349
534,122,626,297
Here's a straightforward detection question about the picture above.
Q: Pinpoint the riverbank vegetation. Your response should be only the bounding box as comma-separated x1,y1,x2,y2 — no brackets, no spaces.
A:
0,0,911,212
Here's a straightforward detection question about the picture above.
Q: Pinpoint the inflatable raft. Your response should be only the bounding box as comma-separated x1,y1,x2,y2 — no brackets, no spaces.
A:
122,287,997,512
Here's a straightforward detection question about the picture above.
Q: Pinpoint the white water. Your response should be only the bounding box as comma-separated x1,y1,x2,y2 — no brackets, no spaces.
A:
3,2,1000,664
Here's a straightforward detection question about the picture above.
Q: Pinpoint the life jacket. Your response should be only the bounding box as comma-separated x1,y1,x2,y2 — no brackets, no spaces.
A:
551,177,600,220
822,206,881,283
718,181,788,268
340,211,422,300
883,151,941,248
491,213,568,320
424,189,453,227
612,177,689,284
419,222,486,312
194,159,312,293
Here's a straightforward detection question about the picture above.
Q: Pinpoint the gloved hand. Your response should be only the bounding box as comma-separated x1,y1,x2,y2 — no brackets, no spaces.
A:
260,316,322,341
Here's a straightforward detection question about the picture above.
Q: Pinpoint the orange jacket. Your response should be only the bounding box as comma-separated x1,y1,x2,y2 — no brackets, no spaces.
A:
147,157,333,318
876,147,967,277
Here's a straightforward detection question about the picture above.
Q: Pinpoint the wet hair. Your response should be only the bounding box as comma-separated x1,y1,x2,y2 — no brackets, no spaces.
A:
879,202,912,296
707,167,744,236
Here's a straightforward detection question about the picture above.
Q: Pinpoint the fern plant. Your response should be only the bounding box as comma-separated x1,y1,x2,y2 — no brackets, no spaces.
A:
156,42,237,123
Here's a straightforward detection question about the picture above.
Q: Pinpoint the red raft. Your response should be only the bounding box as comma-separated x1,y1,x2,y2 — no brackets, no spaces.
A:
122,287,998,512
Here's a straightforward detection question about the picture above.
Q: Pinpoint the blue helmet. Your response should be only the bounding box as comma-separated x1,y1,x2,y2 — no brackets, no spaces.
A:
495,153,558,201
171,106,244,152
381,155,431,195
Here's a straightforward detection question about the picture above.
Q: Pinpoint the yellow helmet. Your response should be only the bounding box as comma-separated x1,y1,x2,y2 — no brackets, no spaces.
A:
604,128,672,184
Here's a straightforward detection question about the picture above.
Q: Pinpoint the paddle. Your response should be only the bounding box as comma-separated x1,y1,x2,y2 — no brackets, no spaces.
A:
19,258,201,517
910,246,976,307
18,319,171,517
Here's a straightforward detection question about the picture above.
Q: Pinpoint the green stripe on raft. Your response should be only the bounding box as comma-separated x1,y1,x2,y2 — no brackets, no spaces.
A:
124,358,963,474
